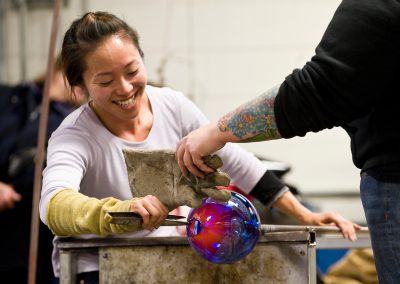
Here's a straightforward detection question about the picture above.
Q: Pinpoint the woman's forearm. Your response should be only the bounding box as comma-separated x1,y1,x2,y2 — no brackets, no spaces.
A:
271,191,313,225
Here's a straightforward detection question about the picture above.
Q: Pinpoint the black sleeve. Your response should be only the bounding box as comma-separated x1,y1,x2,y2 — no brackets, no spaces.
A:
275,0,400,138
249,170,288,207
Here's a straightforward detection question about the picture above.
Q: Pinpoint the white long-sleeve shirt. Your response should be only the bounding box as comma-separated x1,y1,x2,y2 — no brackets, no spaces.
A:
40,85,268,276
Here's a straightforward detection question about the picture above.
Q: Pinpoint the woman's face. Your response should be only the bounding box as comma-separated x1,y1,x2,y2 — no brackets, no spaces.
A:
80,34,147,125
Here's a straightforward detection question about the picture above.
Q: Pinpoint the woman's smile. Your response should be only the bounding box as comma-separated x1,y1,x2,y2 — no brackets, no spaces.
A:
113,95,136,109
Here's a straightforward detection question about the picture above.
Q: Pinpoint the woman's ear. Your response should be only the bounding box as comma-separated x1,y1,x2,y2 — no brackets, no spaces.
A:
71,85,88,106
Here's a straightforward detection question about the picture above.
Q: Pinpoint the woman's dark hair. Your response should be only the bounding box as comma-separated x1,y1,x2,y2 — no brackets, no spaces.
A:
61,11,144,87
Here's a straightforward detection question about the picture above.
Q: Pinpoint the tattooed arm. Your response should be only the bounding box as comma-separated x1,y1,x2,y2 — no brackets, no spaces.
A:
219,85,281,142
176,85,282,177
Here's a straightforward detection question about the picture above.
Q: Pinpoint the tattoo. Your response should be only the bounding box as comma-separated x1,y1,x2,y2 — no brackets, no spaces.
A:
218,85,282,142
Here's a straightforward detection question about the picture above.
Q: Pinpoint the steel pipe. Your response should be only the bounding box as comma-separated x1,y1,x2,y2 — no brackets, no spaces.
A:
261,224,369,234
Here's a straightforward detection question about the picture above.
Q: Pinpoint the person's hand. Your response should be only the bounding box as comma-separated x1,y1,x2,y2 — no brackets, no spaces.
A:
0,182,22,212
176,122,228,178
273,191,361,241
129,195,169,230
302,211,361,241
123,149,231,211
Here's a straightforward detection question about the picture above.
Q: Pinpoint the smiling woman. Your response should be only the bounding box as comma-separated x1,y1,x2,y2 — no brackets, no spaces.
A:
80,35,150,140
39,11,360,284
62,13,149,140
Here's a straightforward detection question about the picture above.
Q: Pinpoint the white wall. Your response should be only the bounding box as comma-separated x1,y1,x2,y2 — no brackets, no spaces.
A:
2,0,361,194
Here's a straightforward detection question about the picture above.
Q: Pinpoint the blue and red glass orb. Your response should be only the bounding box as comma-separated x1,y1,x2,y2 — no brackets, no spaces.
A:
186,192,261,264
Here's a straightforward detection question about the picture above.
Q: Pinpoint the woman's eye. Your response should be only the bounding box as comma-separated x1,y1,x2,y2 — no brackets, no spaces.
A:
99,81,112,87
128,70,138,76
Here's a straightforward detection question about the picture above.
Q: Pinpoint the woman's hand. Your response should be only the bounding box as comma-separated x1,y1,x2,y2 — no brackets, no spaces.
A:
0,182,22,212
129,195,169,230
301,211,361,241
273,191,361,241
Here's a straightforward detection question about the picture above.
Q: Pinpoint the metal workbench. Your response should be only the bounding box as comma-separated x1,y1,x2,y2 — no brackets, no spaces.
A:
58,227,370,284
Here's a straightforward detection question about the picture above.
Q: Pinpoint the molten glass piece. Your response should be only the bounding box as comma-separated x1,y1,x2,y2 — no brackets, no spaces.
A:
186,192,261,264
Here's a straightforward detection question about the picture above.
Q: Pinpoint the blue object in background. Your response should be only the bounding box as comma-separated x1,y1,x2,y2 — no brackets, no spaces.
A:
317,249,349,275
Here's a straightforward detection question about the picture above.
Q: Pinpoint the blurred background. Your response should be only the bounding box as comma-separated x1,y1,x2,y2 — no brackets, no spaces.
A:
0,0,364,225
